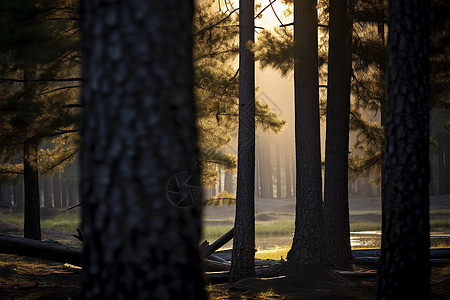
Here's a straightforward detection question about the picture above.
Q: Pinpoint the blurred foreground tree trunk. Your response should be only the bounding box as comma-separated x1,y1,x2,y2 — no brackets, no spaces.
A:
323,0,353,270
80,1,206,299
377,0,430,298
230,0,256,282
287,0,326,270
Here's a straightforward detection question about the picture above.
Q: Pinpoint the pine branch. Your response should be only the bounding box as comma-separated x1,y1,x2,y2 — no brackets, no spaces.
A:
194,8,239,36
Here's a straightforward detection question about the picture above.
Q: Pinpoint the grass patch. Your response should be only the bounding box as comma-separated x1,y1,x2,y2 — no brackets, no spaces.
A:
0,207,80,232
0,209,24,226
40,212,80,232
430,218,450,229
350,222,381,232
255,247,289,260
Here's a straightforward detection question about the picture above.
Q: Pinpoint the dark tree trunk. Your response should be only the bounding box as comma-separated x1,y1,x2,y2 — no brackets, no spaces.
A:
230,0,256,282
23,142,41,240
80,1,206,299
43,176,53,208
323,0,353,270
287,0,325,270
53,171,62,209
14,181,24,209
377,0,430,299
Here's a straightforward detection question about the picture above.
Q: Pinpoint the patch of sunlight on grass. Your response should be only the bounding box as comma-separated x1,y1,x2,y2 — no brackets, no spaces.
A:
255,247,289,261
257,287,282,299
431,241,450,249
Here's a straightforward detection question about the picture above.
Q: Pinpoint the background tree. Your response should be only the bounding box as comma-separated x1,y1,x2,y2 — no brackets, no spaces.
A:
0,0,80,239
377,0,430,298
193,1,285,194
323,0,353,270
287,0,326,269
80,1,206,298
230,0,256,282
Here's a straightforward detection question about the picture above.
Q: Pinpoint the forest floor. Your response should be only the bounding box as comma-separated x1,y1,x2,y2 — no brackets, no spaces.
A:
0,222,449,299
0,252,449,299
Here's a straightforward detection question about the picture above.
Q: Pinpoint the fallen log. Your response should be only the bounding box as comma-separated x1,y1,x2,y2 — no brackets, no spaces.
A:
202,258,231,272
200,227,234,258
0,234,232,272
0,235,82,266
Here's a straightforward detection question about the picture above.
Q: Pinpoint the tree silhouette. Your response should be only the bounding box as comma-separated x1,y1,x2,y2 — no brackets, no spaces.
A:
377,0,431,298
80,1,206,298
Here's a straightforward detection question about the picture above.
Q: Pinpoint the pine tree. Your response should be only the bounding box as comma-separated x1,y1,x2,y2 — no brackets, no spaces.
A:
230,0,256,282
0,0,80,239
287,0,326,270
80,1,206,298
323,0,353,270
194,1,285,191
377,0,430,298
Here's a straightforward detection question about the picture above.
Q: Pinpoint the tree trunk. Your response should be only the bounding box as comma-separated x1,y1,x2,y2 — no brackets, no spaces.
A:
23,142,41,240
80,1,206,299
43,176,53,208
377,1,430,298
53,171,62,209
323,0,353,270
230,0,256,282
287,0,325,270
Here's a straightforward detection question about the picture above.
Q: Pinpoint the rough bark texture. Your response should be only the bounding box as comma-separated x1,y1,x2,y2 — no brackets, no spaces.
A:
80,1,206,299
230,0,256,282
23,142,41,240
323,0,353,270
287,0,325,270
377,0,430,299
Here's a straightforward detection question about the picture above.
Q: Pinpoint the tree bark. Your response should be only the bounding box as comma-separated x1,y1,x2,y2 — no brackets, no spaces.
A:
230,0,256,282
377,0,430,298
80,1,206,299
323,0,353,270
287,0,325,270
23,142,41,240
